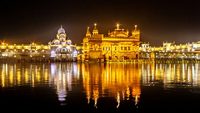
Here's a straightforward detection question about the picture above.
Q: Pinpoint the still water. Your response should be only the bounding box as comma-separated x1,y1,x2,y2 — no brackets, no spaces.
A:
0,63,200,113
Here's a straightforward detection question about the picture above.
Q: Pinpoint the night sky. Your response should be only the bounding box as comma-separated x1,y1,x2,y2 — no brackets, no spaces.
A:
0,0,200,45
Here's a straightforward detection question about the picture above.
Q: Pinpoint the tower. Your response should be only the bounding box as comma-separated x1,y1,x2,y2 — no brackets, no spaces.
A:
92,23,99,35
116,23,120,30
86,27,91,37
132,25,140,40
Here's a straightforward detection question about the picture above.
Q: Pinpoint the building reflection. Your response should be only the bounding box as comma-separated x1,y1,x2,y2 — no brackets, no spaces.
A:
81,63,141,108
50,63,79,105
0,63,80,105
0,62,200,107
0,63,50,87
141,63,200,88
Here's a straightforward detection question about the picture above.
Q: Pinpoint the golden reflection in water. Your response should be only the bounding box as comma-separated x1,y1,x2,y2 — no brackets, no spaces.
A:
0,63,50,87
81,63,141,108
0,63,200,107
141,63,200,88
0,63,80,104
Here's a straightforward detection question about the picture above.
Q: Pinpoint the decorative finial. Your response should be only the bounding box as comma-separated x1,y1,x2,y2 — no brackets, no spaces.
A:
86,26,91,37
94,23,97,29
93,23,99,35
58,25,65,34
87,26,90,33
126,29,129,35
134,25,138,30
116,23,120,30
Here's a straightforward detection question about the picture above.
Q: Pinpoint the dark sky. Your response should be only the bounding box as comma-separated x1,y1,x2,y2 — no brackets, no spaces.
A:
0,0,200,45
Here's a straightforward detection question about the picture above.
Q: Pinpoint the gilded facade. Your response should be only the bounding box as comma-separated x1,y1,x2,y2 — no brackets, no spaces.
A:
82,24,140,62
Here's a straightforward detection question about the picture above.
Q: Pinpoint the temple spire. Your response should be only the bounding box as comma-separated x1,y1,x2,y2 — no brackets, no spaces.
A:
86,27,91,37
132,25,140,40
126,29,129,35
94,23,97,29
92,23,98,35
57,25,66,34
116,23,120,30
134,25,138,31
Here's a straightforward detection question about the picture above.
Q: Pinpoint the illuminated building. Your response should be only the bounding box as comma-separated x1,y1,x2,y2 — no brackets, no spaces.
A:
81,23,140,62
140,41,200,59
48,26,78,61
2,24,200,62
0,26,78,61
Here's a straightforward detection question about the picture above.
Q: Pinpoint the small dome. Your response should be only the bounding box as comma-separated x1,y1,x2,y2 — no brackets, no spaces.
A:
58,25,65,34
52,39,60,45
66,39,72,45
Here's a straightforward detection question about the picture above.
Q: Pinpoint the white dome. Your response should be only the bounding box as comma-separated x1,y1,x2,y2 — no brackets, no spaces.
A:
58,26,65,34
66,39,72,45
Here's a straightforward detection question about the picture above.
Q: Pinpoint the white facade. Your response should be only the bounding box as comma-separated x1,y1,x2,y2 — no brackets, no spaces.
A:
48,26,78,61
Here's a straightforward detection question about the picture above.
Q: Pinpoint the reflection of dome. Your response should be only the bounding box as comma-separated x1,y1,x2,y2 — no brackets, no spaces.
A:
66,39,72,45
58,26,65,34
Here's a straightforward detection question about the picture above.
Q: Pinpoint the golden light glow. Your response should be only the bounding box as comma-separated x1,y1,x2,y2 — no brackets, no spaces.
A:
134,25,138,29
94,23,97,27
140,41,200,59
0,27,77,60
116,23,120,30
81,63,141,108
0,63,200,108
82,24,140,62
